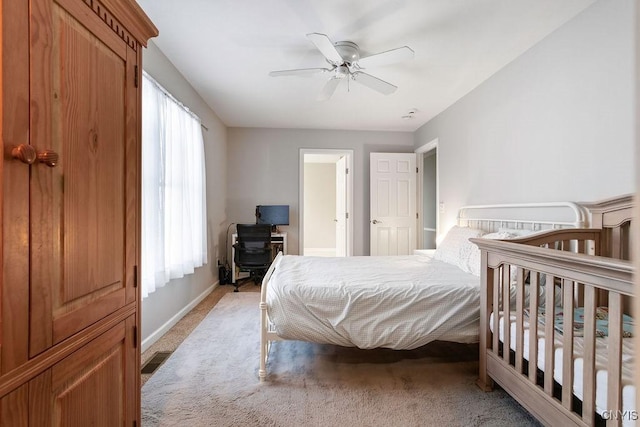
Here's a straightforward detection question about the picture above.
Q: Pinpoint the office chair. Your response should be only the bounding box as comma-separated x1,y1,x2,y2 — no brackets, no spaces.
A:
232,224,273,292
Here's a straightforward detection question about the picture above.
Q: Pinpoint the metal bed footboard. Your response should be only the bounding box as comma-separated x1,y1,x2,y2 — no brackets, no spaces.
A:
259,251,284,381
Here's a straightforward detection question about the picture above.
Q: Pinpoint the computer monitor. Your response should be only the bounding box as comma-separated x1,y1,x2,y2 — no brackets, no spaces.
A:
256,205,289,231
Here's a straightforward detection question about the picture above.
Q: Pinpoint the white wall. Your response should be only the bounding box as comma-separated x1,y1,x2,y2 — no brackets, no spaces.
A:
227,128,414,256
414,0,635,235
304,163,336,250
141,41,228,348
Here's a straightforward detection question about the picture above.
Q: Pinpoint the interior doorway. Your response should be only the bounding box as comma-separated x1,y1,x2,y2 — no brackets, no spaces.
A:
299,149,353,256
416,139,438,249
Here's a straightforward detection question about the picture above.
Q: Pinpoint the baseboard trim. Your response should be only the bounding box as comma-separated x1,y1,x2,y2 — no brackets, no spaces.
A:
141,282,218,353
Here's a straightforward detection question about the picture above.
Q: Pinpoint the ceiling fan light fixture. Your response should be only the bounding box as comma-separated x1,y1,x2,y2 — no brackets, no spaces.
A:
335,65,349,79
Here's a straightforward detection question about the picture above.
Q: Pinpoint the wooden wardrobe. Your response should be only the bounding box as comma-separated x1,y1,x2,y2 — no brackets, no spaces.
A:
0,0,156,424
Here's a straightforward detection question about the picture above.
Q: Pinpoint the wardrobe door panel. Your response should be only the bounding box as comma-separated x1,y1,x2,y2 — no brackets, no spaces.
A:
29,317,135,426
29,0,132,356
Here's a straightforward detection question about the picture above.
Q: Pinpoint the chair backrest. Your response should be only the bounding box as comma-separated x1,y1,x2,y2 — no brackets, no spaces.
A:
235,224,272,267
237,223,272,245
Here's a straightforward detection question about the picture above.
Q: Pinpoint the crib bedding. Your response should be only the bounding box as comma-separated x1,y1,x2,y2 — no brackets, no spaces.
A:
491,312,636,421
266,254,480,349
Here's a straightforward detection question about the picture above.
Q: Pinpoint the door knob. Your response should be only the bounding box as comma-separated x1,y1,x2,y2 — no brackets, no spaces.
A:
372,219,382,224
11,145,59,167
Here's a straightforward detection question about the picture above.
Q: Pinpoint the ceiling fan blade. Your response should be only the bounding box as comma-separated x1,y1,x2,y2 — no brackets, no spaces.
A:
351,71,397,95
306,33,343,65
269,68,331,77
357,46,414,69
317,77,341,101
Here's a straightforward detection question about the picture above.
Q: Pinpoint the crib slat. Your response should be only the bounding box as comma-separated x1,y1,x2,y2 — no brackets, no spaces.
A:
610,227,622,259
503,266,511,364
544,275,555,395
515,267,525,373
582,285,596,425
561,279,575,411
528,272,539,385
607,292,623,426
493,269,500,355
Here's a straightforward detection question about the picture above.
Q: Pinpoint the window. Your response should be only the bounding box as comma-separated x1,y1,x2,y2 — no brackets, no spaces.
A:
141,72,207,298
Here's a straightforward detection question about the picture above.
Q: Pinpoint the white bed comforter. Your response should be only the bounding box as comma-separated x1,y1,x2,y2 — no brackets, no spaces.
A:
266,254,480,349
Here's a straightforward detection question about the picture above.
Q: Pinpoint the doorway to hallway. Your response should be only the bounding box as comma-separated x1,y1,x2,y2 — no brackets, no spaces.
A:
299,149,353,256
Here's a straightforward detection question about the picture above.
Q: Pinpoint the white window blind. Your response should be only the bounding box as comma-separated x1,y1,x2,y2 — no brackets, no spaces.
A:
141,72,207,298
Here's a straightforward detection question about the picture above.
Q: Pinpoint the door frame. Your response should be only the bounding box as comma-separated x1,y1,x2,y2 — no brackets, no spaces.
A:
415,138,439,249
299,148,354,256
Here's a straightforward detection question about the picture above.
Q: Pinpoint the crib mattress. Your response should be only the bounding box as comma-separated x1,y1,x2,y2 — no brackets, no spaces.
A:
266,254,480,349
492,312,635,424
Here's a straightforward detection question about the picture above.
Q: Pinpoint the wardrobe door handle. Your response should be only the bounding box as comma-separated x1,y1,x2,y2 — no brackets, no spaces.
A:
11,145,59,167
11,144,37,164
37,150,59,167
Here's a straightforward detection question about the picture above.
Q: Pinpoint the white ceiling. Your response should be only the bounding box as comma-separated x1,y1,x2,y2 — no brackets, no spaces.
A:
136,0,595,132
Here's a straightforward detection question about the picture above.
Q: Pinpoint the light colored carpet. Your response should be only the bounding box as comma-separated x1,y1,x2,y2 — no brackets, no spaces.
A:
142,292,540,426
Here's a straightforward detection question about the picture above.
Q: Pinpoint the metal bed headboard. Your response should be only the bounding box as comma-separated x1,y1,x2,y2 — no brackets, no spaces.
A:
457,201,588,232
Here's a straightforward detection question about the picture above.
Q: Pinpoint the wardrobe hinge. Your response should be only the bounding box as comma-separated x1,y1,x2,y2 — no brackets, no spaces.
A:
345,168,349,174
416,212,419,219
134,65,139,88
133,326,138,348
416,167,418,173
346,212,349,219
133,265,138,288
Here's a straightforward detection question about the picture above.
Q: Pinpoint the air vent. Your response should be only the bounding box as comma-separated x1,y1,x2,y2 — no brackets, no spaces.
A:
141,351,172,374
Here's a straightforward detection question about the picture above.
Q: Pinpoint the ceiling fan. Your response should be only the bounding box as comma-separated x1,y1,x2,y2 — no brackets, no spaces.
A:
269,33,414,101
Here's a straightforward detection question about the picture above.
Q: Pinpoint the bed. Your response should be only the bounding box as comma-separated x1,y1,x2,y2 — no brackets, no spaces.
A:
259,202,588,381
472,195,634,426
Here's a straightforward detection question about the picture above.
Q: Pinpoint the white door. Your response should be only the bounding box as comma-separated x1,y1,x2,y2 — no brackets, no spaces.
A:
335,156,347,256
370,153,417,255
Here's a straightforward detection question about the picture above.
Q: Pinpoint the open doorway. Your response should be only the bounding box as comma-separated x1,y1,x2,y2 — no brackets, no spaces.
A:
416,139,438,249
299,149,353,256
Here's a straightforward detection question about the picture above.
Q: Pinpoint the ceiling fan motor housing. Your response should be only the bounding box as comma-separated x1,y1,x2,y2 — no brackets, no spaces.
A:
333,41,360,65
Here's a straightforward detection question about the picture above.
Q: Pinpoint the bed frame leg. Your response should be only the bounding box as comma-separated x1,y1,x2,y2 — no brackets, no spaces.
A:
259,301,268,381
